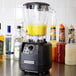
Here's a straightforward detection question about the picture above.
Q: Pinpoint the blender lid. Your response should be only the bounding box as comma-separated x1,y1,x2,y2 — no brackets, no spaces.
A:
23,2,50,6
23,2,50,11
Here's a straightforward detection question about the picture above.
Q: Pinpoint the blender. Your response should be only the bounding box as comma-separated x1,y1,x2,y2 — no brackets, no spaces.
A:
19,2,52,74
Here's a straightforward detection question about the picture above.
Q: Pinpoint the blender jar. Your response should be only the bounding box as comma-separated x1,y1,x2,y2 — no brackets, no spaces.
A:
23,2,51,42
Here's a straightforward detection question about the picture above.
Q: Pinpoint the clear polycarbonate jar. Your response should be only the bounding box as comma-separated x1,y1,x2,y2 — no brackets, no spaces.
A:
23,2,52,42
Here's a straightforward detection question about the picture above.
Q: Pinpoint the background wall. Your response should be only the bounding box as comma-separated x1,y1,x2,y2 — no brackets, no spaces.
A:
0,0,76,41
56,0,76,41
0,0,16,36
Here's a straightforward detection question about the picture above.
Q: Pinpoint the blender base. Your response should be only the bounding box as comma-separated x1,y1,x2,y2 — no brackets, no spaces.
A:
19,42,52,73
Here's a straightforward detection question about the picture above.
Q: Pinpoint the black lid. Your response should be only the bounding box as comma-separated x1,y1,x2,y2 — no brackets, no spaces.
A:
17,26,21,29
23,2,50,6
23,2,50,11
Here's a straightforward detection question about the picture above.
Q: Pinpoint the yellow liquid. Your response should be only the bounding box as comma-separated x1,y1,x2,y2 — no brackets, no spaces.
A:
26,25,47,35
0,36,4,61
50,40,57,61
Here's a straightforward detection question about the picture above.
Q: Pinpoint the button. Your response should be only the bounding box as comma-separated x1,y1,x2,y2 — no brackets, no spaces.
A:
28,46,33,51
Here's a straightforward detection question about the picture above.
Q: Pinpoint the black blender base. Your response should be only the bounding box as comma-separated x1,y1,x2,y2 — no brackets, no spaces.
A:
22,70,50,76
19,42,52,73
22,69,49,74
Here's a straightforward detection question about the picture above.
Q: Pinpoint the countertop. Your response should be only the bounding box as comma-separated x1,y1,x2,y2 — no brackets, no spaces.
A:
0,60,76,76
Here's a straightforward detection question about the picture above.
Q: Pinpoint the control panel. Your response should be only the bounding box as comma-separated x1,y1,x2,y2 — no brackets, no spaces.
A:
23,44,38,54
